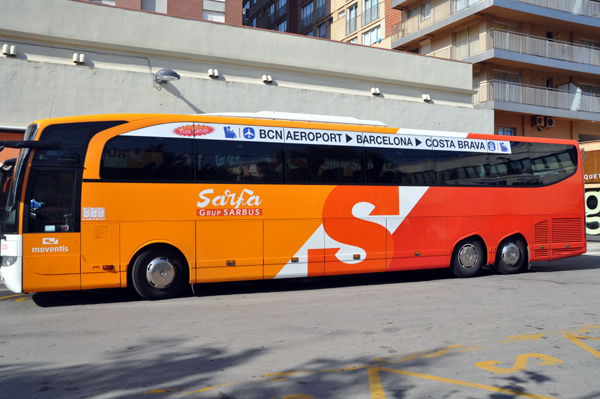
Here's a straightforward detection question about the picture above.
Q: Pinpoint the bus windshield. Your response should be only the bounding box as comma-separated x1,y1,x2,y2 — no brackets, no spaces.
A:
2,124,38,234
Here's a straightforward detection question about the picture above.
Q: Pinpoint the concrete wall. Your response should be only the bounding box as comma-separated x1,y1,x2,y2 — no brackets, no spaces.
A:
0,0,493,134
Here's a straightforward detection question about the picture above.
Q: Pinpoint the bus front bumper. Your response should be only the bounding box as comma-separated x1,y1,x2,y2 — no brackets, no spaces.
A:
1,234,23,294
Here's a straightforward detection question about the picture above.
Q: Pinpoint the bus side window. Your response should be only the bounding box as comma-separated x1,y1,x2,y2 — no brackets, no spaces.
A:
24,170,77,233
100,136,194,181
197,141,284,183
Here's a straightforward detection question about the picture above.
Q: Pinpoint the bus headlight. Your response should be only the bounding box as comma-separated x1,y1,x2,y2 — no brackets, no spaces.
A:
2,256,18,266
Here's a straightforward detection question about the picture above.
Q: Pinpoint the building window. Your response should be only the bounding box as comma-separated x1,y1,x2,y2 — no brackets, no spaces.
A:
348,37,358,44
363,0,380,25
421,1,431,20
301,2,314,30
318,23,326,38
90,0,116,5
498,127,516,136
316,0,326,19
203,11,225,23
339,10,345,19
278,20,288,32
347,3,358,34
493,70,521,84
277,0,287,18
363,25,381,45
454,0,478,12
141,0,167,13
408,7,419,19
454,24,480,59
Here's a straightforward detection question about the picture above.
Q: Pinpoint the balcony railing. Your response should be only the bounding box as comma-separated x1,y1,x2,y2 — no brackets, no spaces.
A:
392,0,600,42
316,5,326,19
476,80,600,114
518,0,600,17
427,29,600,67
276,5,287,19
363,4,381,25
300,13,313,30
347,17,358,34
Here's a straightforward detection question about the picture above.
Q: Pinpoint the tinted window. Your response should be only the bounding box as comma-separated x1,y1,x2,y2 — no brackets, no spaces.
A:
100,136,194,181
529,142,578,186
197,140,284,183
287,144,364,184
488,141,539,186
434,151,489,186
366,148,434,185
24,169,77,233
34,121,125,167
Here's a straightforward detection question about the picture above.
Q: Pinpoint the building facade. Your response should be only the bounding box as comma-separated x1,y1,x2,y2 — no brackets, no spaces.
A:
0,0,493,164
244,0,402,48
79,0,244,25
391,0,600,141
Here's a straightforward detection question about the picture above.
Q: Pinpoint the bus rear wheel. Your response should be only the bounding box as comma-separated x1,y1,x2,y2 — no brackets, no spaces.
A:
495,238,527,275
130,248,187,300
452,239,485,278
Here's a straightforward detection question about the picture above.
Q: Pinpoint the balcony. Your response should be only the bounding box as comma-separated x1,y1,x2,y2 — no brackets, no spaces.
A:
476,80,600,118
428,29,600,69
276,5,287,19
518,0,600,16
316,5,326,19
363,4,381,26
300,13,313,30
347,17,358,34
391,0,600,43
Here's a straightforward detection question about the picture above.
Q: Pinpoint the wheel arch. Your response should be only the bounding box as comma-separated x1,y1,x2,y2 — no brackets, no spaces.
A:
449,234,489,267
496,232,529,262
126,242,191,288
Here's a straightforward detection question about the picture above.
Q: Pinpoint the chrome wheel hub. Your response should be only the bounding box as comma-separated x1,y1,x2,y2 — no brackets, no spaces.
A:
146,257,175,289
458,244,478,269
501,243,520,266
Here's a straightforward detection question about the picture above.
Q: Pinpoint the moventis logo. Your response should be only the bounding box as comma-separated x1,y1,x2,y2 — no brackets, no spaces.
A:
32,238,69,254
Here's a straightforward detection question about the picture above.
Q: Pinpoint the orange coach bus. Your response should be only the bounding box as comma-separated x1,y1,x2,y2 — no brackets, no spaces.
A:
0,112,586,299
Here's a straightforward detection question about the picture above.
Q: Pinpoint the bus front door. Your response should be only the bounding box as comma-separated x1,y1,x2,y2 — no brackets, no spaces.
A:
21,169,81,293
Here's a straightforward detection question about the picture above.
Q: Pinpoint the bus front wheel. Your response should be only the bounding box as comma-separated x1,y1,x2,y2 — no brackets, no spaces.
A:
495,238,527,275
452,239,485,278
130,248,187,300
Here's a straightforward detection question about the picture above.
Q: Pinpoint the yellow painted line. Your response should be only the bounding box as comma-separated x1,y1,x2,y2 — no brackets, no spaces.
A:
498,334,544,343
563,334,600,359
368,367,558,399
475,353,563,374
0,294,25,300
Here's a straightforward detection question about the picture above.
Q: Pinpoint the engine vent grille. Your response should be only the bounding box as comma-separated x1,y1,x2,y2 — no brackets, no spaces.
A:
552,218,583,243
535,220,549,244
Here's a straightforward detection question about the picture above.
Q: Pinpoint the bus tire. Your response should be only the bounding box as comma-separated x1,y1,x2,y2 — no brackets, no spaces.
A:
452,238,485,278
495,238,527,275
130,248,187,300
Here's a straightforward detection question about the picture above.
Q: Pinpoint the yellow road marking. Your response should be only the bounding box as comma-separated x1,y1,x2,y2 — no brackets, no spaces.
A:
368,367,558,399
145,325,600,397
475,353,563,374
0,293,26,300
564,334,600,359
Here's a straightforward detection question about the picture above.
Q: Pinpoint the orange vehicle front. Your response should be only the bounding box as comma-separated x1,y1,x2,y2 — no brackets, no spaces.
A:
0,113,586,299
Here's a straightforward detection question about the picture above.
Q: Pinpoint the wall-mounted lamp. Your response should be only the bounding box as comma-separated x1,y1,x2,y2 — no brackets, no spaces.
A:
2,44,17,57
371,87,381,96
422,93,432,102
72,52,85,65
208,68,219,78
154,68,180,84
262,74,273,84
